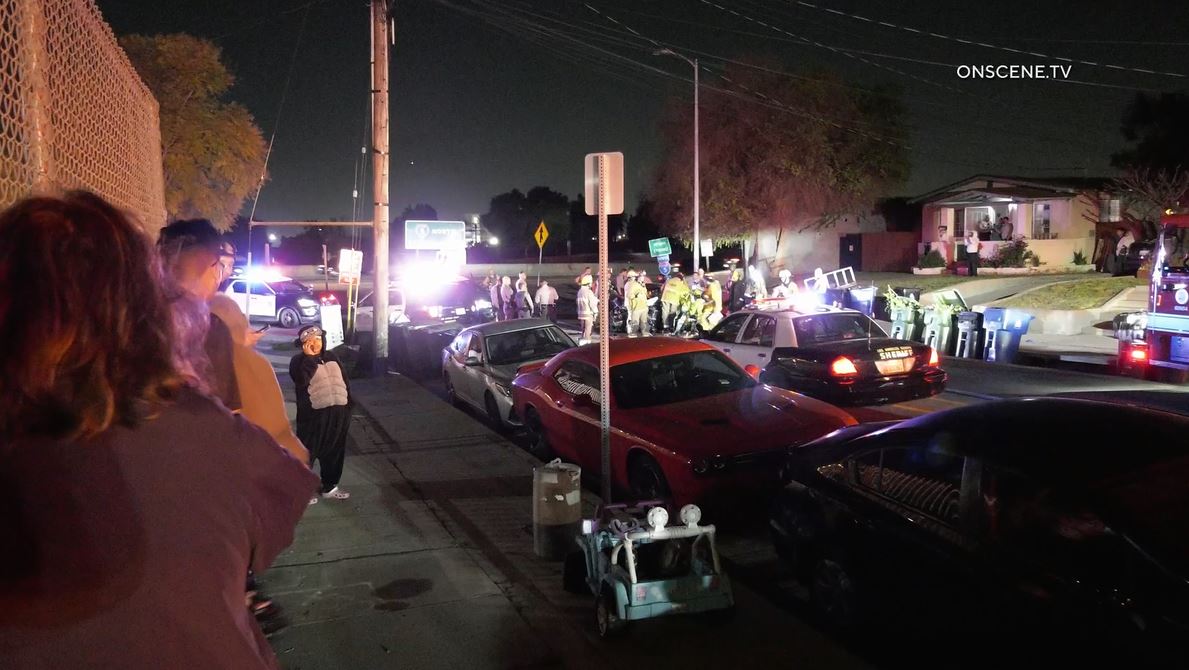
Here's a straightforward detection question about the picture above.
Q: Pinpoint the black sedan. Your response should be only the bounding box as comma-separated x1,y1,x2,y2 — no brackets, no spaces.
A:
705,308,947,405
769,398,1189,665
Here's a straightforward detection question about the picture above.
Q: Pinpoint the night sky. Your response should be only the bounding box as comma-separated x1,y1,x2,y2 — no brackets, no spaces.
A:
100,0,1189,224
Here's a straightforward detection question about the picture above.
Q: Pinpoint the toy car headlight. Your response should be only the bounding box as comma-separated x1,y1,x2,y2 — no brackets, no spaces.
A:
646,506,669,531
679,504,701,527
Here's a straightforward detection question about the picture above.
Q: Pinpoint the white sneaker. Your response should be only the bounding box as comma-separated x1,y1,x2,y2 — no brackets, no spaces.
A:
321,487,350,500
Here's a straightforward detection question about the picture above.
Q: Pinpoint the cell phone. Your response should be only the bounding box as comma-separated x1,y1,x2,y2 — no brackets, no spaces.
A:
255,324,271,333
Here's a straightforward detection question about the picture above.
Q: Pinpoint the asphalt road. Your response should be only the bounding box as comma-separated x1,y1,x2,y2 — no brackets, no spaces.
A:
258,325,1186,669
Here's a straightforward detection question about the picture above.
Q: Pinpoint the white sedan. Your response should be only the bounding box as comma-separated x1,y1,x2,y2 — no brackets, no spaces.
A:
442,319,577,427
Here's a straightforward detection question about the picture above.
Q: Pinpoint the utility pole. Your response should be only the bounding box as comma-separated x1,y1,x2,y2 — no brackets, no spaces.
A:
654,50,699,271
371,0,391,375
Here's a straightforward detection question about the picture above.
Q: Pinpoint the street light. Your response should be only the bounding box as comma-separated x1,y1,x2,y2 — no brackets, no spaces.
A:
489,236,499,246
268,233,278,243
655,48,700,272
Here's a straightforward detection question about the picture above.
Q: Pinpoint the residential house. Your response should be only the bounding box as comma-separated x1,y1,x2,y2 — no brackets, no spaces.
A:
911,175,1123,268
749,199,923,276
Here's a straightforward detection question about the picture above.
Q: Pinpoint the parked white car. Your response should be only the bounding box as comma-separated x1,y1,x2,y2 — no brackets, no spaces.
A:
442,319,576,427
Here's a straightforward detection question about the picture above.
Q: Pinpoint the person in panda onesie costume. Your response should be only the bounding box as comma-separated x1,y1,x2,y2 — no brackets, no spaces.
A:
290,325,352,504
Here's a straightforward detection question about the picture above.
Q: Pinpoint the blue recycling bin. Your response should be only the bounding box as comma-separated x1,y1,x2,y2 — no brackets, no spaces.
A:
823,287,848,308
991,310,1033,364
846,286,876,317
981,307,1006,362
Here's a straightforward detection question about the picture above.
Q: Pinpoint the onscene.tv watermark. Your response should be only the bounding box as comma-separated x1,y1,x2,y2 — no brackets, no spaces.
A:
956,64,1073,79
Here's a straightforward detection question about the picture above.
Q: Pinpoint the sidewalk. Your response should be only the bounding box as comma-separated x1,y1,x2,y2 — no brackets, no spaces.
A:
261,369,868,670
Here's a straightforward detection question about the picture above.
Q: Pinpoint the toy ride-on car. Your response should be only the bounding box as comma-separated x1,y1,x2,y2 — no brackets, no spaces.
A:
562,501,734,637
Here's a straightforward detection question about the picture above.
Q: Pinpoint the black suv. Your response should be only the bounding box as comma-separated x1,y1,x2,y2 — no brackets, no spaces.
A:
770,398,1189,665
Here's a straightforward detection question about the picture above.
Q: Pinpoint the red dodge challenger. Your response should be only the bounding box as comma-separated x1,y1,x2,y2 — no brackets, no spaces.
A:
511,337,857,509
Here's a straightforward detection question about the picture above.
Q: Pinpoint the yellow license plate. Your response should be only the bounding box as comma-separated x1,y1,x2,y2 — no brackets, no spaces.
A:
876,358,914,375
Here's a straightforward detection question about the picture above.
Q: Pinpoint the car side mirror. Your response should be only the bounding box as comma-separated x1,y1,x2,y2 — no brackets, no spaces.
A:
573,393,595,408
465,353,483,366
744,364,762,379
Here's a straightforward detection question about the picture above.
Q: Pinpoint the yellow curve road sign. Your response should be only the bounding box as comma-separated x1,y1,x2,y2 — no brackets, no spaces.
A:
534,221,549,249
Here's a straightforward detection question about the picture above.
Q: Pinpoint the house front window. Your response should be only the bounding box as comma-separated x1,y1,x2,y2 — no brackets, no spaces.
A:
964,206,994,237
1033,203,1052,239
953,208,964,238
1098,197,1121,223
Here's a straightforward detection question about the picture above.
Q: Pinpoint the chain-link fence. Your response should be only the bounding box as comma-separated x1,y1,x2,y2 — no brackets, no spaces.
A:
1,0,165,232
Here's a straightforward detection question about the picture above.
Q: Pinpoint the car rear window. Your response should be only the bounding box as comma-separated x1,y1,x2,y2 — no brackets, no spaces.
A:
611,350,755,410
486,327,575,366
793,313,885,345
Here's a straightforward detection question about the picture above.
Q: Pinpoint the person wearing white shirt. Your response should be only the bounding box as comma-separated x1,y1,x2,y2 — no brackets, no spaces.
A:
535,281,559,322
965,231,981,277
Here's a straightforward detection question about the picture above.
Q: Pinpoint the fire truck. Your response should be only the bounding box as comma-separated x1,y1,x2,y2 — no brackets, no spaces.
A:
1129,213,1189,383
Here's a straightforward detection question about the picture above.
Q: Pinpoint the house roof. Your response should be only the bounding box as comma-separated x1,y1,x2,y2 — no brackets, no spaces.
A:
910,174,1119,204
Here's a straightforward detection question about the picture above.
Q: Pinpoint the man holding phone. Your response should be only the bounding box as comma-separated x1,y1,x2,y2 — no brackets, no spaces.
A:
158,220,308,464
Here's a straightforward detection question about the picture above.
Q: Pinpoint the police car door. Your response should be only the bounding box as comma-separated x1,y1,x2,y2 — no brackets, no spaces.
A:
731,314,777,369
227,280,250,316
249,281,277,318
700,312,750,363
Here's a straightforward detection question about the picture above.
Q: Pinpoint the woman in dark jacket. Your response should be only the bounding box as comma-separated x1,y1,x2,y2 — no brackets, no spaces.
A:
290,325,352,504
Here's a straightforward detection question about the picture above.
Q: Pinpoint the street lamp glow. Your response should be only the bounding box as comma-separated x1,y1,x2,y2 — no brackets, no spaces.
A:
489,236,499,246
471,215,479,225
268,233,278,243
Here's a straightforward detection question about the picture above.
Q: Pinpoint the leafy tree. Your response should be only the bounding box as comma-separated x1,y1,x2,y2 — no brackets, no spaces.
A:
626,198,662,249
122,34,267,231
483,187,572,258
649,60,909,244
1112,92,1189,178
393,203,439,250
523,187,571,257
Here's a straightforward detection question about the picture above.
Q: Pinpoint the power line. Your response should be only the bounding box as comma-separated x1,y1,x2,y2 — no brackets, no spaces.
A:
697,0,965,93
213,0,331,41
787,0,1186,79
431,0,1112,176
248,1,313,223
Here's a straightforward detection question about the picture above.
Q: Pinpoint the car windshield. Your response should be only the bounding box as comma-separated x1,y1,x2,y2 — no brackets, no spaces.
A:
485,326,575,366
611,350,756,410
1093,454,1189,573
794,313,885,344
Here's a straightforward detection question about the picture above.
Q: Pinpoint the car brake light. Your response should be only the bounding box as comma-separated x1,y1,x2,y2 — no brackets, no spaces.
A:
928,348,940,366
830,357,858,376
1129,347,1148,362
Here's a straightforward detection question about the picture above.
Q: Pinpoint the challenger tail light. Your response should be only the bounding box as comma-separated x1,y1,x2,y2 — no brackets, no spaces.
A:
929,348,940,366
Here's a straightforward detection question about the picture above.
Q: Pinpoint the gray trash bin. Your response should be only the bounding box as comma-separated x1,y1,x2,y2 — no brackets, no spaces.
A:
533,460,582,561
955,311,984,359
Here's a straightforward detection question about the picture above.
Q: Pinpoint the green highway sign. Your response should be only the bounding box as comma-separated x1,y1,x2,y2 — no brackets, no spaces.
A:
405,220,466,250
648,237,672,258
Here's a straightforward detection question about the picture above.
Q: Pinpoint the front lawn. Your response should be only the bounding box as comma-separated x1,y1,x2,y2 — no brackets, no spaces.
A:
852,272,965,294
998,277,1147,310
